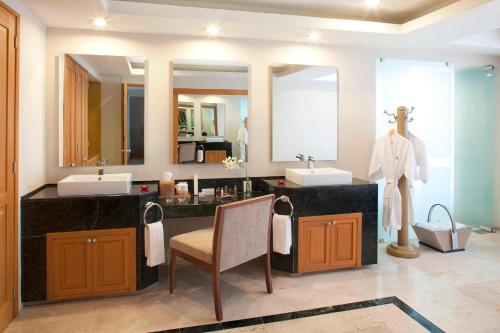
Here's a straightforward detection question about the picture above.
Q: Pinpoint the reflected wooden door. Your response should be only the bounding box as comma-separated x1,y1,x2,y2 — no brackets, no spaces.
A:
0,3,18,330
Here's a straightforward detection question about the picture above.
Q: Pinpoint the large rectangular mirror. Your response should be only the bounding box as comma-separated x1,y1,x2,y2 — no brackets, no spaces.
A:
58,54,146,167
271,64,338,161
172,60,249,164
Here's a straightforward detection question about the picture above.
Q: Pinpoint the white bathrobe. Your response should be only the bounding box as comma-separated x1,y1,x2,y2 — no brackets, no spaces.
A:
369,133,415,231
408,132,428,184
237,126,248,162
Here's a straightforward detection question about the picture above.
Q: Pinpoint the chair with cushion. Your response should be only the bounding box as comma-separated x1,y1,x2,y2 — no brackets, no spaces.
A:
177,142,196,163
169,194,275,321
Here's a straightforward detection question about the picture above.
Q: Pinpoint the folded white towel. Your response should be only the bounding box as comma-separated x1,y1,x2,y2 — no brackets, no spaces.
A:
273,214,292,255
145,221,165,267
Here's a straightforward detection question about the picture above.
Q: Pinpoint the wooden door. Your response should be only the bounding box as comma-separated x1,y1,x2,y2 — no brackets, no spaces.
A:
0,3,18,330
121,82,129,165
331,214,361,269
47,233,94,300
63,56,89,167
63,55,76,167
87,81,101,164
92,229,136,295
298,217,331,273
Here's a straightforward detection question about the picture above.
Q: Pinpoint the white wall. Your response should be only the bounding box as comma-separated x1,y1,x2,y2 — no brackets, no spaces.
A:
44,29,500,187
272,74,338,161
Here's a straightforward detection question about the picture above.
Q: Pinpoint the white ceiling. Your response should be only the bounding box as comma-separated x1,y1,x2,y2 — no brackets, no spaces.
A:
116,0,463,23
20,0,500,55
71,54,144,78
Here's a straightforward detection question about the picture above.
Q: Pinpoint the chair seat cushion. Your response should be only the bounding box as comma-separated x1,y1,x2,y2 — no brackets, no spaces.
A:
170,228,214,264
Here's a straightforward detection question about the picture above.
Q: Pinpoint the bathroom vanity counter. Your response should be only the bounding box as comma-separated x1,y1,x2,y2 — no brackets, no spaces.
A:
259,177,378,273
21,183,160,303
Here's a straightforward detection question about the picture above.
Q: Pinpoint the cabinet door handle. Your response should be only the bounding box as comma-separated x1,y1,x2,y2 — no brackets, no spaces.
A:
328,222,332,226
87,238,91,243
333,221,336,225
92,238,96,244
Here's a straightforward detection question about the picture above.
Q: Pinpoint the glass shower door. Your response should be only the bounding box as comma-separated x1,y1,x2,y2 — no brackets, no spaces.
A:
454,67,495,228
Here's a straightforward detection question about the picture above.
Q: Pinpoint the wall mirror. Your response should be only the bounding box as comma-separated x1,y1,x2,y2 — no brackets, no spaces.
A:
172,60,249,164
271,64,338,162
58,54,146,167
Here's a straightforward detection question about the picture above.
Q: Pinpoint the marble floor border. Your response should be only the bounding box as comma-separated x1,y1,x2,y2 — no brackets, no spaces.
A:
153,296,444,333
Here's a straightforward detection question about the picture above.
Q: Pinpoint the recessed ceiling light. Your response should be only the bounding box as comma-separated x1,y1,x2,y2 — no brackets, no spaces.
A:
93,18,107,28
308,32,321,42
206,25,220,36
367,0,380,8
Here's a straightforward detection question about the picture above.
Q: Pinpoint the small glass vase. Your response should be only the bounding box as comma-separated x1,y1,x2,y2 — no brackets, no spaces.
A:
243,179,252,193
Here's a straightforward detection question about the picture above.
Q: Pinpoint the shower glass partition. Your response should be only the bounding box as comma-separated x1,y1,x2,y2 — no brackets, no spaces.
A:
454,67,495,229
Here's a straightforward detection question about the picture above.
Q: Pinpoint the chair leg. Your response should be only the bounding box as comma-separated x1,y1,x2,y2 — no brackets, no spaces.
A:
264,252,273,293
169,247,176,293
212,268,223,321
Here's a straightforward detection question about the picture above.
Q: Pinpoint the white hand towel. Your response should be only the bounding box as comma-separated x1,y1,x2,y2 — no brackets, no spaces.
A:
144,221,165,267
273,214,292,255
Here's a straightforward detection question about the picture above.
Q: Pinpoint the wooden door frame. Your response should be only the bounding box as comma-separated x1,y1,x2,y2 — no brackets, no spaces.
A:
121,82,128,165
0,1,20,318
172,88,248,164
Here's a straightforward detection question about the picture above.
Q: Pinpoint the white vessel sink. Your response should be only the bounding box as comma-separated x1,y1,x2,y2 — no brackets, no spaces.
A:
57,173,132,196
285,168,352,186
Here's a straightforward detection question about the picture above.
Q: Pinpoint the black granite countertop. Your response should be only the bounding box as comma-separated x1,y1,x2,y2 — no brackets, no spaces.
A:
23,183,159,201
161,191,265,218
262,177,371,190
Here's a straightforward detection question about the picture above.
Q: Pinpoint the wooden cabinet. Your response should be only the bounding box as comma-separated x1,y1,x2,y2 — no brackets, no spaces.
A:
298,213,361,273
63,55,89,167
47,228,136,301
205,150,227,164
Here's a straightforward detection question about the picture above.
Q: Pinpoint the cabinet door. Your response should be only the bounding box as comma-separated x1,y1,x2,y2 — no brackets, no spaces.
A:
92,229,136,295
205,150,226,164
47,233,93,300
298,217,331,273
330,215,361,269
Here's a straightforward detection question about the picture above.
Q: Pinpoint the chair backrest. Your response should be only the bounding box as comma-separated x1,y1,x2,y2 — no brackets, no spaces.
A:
213,194,275,272
178,143,196,163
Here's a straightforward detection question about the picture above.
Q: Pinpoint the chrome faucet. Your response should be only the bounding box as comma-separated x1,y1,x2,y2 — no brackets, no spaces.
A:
97,159,108,176
296,153,305,161
307,156,315,170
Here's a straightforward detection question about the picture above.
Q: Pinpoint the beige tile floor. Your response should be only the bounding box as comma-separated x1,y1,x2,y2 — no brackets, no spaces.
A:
220,304,427,333
7,232,500,333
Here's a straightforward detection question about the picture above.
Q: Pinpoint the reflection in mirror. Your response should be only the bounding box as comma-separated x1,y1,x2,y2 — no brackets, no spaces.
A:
59,54,146,167
271,64,338,162
172,61,249,164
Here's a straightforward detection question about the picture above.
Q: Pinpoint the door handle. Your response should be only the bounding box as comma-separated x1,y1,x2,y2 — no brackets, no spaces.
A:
92,238,97,244
87,238,91,243
328,222,332,226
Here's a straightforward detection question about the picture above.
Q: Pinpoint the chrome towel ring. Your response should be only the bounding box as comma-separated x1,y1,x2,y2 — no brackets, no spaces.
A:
273,195,294,217
143,202,164,225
